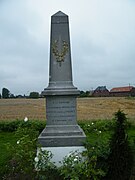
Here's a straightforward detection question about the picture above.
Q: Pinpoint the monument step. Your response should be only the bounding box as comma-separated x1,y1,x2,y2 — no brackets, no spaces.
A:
41,131,83,136
38,135,86,147
44,125,83,130
40,125,84,136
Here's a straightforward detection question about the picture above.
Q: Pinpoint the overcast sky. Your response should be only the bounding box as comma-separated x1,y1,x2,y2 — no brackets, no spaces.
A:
0,0,135,95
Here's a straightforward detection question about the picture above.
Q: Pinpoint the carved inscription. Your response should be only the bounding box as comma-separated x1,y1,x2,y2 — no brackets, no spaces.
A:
46,97,76,125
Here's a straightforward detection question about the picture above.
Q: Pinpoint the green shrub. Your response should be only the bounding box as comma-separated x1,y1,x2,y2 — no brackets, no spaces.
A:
4,121,39,179
105,110,133,180
35,149,61,180
0,120,45,132
80,120,115,135
0,121,20,132
60,150,105,180
85,134,110,177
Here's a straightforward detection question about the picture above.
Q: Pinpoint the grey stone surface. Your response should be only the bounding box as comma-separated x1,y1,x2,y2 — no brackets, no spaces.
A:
38,11,86,147
42,11,79,96
46,96,77,125
37,146,86,167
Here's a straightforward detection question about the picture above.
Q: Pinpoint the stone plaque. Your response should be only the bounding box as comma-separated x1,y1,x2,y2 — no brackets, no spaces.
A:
46,96,76,125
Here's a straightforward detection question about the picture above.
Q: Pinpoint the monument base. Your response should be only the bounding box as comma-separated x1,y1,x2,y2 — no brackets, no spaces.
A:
38,125,86,147
37,146,86,167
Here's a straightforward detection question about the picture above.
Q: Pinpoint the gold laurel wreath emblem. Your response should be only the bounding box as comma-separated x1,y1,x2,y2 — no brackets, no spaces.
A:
52,40,69,64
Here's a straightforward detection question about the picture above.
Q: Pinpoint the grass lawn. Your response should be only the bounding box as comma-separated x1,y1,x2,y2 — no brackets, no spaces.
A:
0,132,18,177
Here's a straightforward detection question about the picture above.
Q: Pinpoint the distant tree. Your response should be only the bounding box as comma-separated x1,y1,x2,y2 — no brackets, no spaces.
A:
0,93,1,99
2,88,10,98
10,94,15,98
86,91,90,96
79,90,90,98
29,92,39,99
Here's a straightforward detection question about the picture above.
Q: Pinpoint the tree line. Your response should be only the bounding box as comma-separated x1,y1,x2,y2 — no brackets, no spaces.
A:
0,88,91,99
0,88,40,99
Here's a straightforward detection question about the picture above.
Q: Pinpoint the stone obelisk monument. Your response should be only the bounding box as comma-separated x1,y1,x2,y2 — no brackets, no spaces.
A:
38,11,86,163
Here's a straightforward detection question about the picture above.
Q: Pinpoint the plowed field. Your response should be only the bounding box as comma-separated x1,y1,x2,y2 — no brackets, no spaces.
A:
0,97,135,121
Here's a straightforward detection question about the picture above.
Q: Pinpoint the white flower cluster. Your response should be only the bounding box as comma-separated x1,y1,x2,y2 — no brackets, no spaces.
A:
74,155,79,162
67,151,81,163
88,122,94,127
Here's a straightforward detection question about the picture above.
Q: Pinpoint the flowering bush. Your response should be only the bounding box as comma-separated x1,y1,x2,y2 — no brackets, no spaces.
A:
60,150,105,180
35,149,60,180
5,118,38,179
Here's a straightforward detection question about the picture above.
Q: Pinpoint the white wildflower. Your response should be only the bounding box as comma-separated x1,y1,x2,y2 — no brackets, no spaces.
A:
92,147,95,149
88,124,90,127
91,122,94,125
74,158,78,162
17,140,20,144
24,117,28,122
34,157,39,163
99,131,102,133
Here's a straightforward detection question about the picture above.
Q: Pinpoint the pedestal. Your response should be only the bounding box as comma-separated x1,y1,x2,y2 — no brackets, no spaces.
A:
37,146,86,167
38,11,86,165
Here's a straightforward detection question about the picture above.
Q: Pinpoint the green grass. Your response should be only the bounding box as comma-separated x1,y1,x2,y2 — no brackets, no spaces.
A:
0,132,18,177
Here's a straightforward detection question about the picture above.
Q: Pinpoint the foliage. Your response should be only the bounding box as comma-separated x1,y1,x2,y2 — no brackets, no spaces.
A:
60,150,105,180
79,90,90,97
84,131,110,177
2,88,10,98
105,110,133,180
60,151,84,180
35,149,61,180
0,117,134,179
29,92,39,99
4,121,39,179
80,120,115,135
0,121,20,132
0,132,18,179
0,120,45,132
0,93,1,98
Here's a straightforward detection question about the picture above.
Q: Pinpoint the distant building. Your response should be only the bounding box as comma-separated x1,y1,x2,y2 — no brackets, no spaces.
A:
110,86,135,97
92,86,110,97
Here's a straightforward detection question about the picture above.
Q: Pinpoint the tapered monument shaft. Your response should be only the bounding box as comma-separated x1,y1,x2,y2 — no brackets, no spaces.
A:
39,11,86,147
42,11,79,96
50,11,72,84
